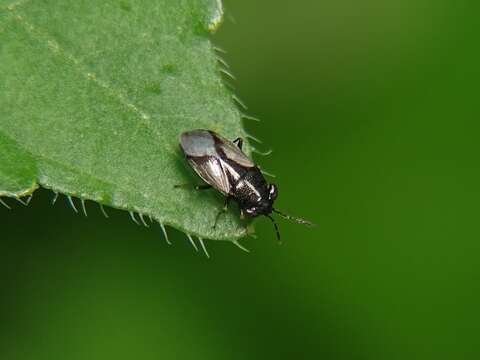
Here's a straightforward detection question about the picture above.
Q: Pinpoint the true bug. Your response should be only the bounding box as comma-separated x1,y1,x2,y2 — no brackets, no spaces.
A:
177,129,314,241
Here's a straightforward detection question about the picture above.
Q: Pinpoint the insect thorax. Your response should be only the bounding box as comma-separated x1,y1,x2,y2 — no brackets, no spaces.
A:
233,168,271,210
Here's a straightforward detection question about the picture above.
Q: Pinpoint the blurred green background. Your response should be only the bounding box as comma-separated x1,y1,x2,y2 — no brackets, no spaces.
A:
1,0,479,359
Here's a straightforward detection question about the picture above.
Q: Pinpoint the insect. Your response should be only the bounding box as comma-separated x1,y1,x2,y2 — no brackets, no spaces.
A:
177,129,314,241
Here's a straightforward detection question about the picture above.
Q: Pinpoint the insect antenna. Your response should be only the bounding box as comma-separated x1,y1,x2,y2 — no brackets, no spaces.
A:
266,215,281,243
273,209,316,227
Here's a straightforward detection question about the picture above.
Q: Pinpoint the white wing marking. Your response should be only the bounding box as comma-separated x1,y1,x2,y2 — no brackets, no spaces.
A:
188,157,231,195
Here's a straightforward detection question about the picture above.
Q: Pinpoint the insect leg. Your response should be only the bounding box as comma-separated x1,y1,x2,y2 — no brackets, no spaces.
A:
213,196,231,229
233,137,244,150
195,184,212,190
174,183,212,191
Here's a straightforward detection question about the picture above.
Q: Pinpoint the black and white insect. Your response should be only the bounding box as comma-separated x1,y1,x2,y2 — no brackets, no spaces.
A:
177,129,314,241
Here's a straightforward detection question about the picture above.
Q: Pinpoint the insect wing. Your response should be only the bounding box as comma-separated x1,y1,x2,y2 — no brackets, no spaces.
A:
180,130,218,158
212,133,255,168
180,130,231,195
187,156,231,195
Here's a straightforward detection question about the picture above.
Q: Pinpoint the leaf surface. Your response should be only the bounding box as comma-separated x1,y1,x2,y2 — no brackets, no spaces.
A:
0,0,250,240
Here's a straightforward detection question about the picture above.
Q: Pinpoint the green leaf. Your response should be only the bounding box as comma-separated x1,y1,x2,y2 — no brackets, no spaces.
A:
0,0,252,241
